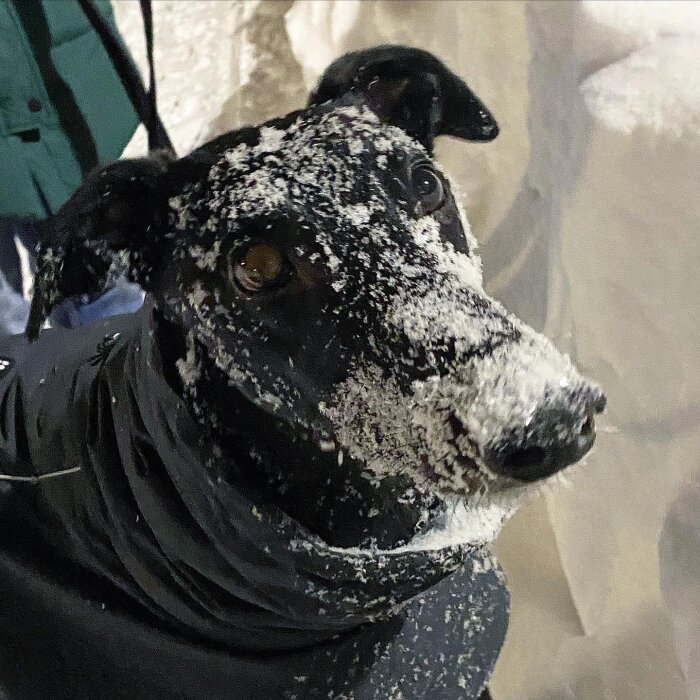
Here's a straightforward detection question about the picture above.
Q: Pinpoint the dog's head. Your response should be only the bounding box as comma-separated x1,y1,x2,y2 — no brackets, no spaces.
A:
29,47,604,542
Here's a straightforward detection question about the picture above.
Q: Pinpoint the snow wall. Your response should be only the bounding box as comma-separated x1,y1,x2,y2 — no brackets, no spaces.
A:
114,2,700,698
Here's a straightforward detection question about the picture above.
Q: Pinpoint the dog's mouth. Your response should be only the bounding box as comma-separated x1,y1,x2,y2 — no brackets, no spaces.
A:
303,417,494,502
294,426,520,551
418,451,485,497
309,400,600,504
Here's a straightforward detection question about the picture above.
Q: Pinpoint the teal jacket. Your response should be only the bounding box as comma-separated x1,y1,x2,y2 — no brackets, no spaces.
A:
0,0,139,218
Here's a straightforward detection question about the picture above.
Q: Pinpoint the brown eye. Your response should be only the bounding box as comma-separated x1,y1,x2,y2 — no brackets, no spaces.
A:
412,164,446,216
230,243,287,293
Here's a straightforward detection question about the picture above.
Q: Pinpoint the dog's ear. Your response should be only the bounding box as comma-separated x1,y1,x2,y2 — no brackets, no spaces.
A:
308,45,498,151
26,152,174,340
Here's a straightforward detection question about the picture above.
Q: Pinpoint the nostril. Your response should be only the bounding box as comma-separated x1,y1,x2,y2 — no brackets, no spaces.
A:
501,445,546,475
581,411,595,437
580,391,606,436
490,397,601,481
592,393,607,414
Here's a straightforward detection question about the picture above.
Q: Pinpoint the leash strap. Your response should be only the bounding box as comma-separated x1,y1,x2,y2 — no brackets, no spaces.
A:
138,0,160,152
77,0,174,155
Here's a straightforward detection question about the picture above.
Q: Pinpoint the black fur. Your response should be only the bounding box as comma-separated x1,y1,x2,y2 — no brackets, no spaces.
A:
309,45,499,148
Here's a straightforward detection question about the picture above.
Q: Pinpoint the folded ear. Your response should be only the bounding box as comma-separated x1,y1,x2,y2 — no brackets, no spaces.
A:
26,152,173,340
308,45,498,152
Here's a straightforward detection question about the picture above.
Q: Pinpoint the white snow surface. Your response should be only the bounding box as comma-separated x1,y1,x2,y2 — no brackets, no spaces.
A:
482,4,700,700
582,36,700,139
316,498,515,558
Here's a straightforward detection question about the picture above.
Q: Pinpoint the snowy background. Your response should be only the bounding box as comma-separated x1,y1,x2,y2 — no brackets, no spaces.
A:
114,2,700,698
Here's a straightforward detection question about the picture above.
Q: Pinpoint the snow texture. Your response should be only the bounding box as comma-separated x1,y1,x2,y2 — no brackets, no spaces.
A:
660,477,700,700
481,3,700,700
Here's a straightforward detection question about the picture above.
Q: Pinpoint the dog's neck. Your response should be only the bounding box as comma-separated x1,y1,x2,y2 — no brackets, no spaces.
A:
153,312,442,549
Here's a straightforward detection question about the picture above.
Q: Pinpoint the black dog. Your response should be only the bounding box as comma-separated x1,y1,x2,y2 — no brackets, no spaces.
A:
0,47,604,700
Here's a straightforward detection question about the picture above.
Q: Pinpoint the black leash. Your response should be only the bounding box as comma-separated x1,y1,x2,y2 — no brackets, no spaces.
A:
138,0,162,152
77,0,174,155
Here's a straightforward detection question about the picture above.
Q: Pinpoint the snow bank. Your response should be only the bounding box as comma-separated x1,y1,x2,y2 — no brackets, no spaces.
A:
489,3,700,699
660,476,700,700
114,1,247,156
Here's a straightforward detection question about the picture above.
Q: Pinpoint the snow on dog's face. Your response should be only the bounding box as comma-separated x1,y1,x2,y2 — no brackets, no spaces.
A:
168,104,604,500
31,47,604,512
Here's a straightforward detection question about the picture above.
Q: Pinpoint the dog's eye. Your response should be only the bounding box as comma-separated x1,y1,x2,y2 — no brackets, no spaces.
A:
230,244,287,293
412,164,446,216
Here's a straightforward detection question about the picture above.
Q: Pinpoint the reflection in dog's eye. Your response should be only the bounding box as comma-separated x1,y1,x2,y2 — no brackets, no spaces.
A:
231,244,286,293
412,164,446,216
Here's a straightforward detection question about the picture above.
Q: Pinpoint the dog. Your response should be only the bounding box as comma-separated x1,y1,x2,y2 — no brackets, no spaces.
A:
0,46,604,700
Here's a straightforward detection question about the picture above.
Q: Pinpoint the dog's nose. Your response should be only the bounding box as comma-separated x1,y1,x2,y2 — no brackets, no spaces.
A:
487,391,606,482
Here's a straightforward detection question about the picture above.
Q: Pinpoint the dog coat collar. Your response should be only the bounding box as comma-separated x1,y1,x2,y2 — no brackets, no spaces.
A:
0,307,509,698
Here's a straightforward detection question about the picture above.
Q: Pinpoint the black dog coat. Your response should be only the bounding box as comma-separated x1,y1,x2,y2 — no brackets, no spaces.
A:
0,308,508,699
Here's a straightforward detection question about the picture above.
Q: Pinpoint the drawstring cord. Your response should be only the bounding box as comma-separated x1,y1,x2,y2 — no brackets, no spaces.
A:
0,466,81,484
